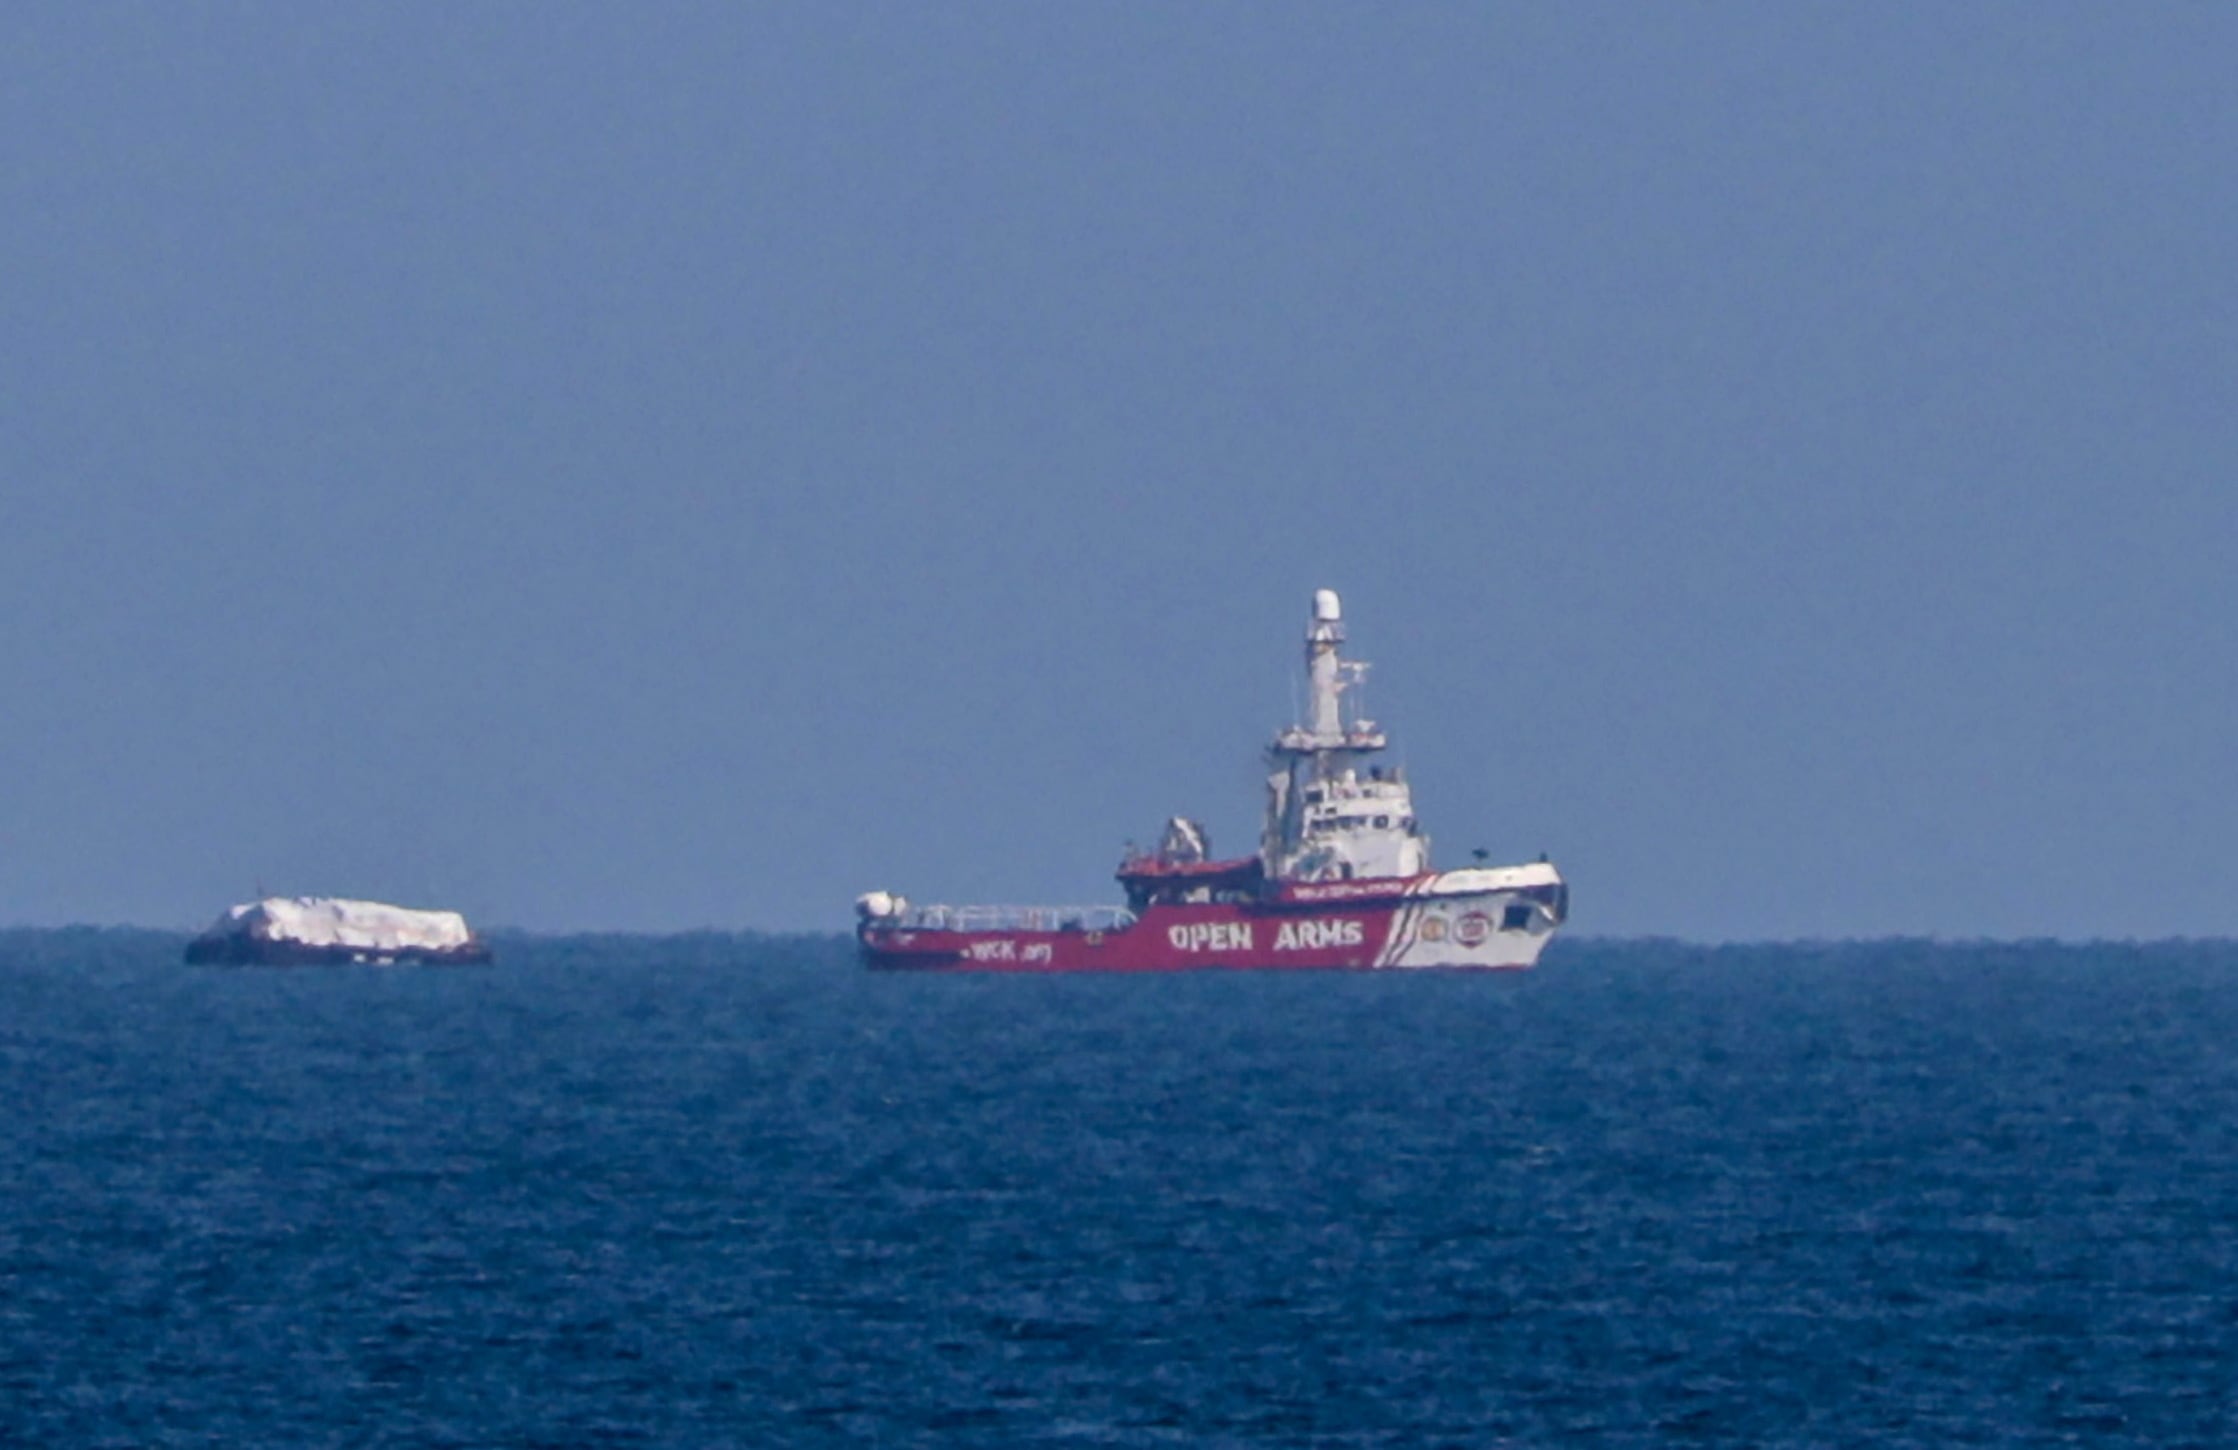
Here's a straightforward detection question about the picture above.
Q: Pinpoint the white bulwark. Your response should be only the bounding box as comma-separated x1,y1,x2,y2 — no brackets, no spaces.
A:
1374,864,1568,969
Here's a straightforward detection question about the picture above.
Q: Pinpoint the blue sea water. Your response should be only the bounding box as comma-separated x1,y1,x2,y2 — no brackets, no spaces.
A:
2,932,2235,1446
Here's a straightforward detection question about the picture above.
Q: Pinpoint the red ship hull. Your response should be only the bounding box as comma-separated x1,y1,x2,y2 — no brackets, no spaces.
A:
859,871,1563,973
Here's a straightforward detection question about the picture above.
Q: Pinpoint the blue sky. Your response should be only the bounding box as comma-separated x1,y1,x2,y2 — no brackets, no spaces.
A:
3,5,2232,936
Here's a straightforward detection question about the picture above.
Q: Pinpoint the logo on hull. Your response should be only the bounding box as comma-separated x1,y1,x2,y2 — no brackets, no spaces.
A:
1165,918,1368,953
1168,922,1256,952
1273,918,1365,951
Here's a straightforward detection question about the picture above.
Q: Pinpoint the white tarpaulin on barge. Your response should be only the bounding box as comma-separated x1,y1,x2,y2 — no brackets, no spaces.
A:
209,897,477,952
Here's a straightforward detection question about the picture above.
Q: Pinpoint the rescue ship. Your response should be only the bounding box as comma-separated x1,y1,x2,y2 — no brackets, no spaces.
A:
856,590,1568,971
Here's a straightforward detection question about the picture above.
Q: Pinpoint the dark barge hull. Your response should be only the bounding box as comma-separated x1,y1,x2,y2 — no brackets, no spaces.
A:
182,938,495,966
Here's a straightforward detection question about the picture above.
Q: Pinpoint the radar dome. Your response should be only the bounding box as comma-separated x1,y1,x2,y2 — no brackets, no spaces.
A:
1312,588,1342,622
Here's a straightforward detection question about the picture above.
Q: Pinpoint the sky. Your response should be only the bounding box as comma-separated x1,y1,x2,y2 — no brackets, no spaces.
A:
2,4,2233,938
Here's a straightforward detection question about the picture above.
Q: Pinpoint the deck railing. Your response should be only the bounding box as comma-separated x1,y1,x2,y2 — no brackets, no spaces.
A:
891,904,1137,934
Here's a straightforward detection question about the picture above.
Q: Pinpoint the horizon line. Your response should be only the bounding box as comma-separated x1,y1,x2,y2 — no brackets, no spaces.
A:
7,924,2238,951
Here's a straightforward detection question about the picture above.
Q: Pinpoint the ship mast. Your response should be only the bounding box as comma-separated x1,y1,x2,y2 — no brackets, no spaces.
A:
1273,589,1383,760
1306,588,1348,743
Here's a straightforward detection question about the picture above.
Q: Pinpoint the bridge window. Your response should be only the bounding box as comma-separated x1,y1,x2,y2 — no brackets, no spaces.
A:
1502,904,1535,931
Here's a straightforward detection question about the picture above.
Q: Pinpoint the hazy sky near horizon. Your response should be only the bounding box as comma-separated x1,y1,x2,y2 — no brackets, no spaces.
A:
3,5,2233,937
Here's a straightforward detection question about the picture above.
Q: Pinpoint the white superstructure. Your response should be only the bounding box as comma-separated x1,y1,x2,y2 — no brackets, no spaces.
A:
1260,590,1432,882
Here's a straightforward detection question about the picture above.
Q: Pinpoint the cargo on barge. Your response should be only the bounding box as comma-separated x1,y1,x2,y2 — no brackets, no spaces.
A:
185,896,494,966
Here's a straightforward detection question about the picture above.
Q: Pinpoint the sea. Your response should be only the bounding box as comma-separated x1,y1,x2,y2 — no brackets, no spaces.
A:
3,931,2234,1447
